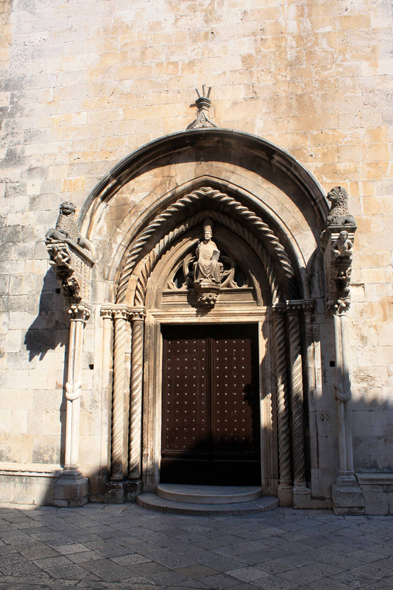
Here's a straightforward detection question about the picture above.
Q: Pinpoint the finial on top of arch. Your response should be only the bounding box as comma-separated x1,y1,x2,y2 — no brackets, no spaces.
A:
187,85,218,130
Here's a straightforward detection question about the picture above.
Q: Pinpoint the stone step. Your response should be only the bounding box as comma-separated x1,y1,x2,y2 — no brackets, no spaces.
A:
137,493,279,516
156,484,263,504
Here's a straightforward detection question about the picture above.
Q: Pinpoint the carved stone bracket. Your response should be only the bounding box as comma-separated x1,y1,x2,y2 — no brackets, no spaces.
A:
321,186,356,312
47,240,95,303
46,202,95,306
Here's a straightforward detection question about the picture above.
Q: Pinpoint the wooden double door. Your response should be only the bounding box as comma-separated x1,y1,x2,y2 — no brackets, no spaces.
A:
161,323,261,485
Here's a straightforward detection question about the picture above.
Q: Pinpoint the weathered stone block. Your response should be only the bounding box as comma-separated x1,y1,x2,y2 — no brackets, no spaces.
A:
53,473,89,507
332,484,365,515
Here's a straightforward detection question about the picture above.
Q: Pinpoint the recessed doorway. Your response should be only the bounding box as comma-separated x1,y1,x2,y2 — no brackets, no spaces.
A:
161,323,261,486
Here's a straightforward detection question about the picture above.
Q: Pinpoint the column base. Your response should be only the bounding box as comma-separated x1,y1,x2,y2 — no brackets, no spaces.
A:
101,479,143,503
332,482,365,515
102,480,126,504
278,484,293,507
124,479,142,502
53,471,89,507
293,486,310,508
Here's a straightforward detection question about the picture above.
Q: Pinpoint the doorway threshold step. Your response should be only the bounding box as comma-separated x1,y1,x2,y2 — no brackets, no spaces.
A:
157,484,263,504
137,492,279,516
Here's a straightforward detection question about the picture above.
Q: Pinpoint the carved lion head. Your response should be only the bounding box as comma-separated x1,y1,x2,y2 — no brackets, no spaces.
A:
60,202,76,216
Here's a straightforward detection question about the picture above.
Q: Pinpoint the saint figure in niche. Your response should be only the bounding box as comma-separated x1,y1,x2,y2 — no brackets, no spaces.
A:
194,218,221,284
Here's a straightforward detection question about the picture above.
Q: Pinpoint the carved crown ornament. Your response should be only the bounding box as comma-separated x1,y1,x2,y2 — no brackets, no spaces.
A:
45,202,95,306
187,85,218,130
320,186,356,314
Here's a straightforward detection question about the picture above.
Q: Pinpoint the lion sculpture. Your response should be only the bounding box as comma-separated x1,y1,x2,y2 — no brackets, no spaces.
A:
326,186,356,227
46,202,92,252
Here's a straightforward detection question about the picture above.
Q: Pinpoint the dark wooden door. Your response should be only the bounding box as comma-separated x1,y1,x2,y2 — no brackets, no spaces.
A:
161,324,260,485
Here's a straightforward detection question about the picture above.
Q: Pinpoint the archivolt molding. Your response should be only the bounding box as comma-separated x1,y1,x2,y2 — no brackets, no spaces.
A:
116,186,296,303
130,209,281,307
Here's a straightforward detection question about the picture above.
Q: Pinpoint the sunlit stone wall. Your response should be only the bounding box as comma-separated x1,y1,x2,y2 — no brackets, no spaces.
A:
0,0,392,508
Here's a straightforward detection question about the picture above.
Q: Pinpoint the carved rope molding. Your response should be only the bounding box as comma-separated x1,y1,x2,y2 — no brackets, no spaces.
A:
116,187,295,303
132,209,281,307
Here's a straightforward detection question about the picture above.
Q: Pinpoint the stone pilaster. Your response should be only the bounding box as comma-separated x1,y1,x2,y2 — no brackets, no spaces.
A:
54,303,90,507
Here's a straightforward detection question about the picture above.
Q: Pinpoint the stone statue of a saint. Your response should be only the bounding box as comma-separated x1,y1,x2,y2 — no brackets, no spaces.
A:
194,218,221,284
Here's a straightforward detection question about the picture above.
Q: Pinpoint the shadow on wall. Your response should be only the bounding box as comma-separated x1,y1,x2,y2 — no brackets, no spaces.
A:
24,268,69,361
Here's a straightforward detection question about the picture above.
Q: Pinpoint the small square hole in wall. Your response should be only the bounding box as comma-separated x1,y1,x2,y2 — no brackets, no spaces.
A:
55,288,61,293
89,364,94,370
330,361,335,367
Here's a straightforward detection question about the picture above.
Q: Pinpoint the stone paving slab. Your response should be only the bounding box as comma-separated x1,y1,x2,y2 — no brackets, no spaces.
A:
0,503,393,589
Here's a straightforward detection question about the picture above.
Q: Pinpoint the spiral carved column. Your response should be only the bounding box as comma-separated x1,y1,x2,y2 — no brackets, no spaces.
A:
287,302,306,489
273,305,292,504
111,305,130,480
128,309,145,479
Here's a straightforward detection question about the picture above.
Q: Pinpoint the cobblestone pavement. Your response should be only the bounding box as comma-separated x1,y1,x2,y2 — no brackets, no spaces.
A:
1,503,393,590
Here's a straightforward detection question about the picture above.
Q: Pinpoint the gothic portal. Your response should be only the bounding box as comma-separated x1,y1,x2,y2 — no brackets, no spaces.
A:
45,128,363,514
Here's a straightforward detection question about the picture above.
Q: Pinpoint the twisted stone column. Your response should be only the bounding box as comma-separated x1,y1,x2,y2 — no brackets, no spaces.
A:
64,304,90,472
287,302,306,489
111,305,130,480
273,305,292,502
129,309,145,479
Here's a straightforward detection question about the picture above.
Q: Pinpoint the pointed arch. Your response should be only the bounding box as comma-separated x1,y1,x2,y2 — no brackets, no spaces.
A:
116,186,298,306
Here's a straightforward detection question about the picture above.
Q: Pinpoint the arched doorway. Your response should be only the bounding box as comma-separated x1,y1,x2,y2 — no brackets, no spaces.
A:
79,129,328,506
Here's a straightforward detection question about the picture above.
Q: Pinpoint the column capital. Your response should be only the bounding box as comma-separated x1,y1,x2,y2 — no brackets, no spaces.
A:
130,307,146,322
286,300,303,315
67,303,91,323
272,303,286,317
100,303,132,321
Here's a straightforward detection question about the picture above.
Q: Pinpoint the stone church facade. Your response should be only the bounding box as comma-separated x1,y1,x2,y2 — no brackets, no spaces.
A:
0,0,392,515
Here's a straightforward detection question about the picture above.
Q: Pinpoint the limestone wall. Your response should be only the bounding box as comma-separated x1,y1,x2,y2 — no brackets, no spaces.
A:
0,0,392,509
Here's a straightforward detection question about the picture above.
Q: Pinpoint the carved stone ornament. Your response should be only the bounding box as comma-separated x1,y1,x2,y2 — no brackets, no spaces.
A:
46,202,95,303
321,187,356,313
192,218,222,307
187,85,218,130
